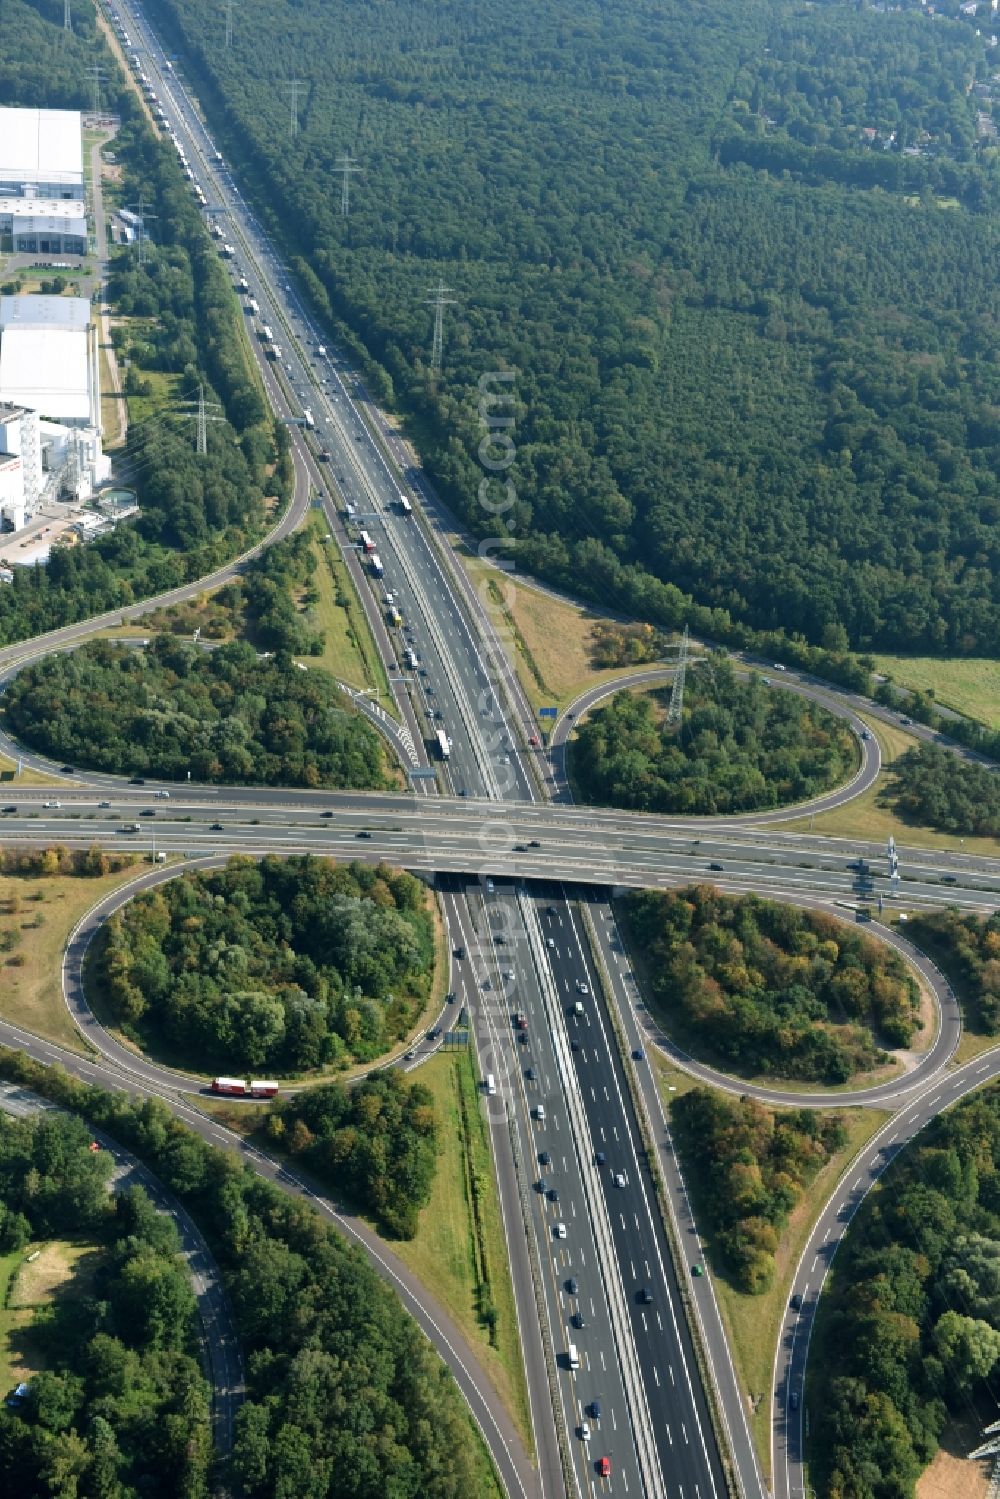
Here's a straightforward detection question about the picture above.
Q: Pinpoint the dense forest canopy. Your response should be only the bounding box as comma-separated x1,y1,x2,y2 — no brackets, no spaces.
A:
809,1084,1000,1498
0,1050,502,1499
570,656,858,814
671,1089,848,1293
148,0,1000,656
95,856,435,1072
0,1111,212,1497
3,632,387,788
623,886,921,1082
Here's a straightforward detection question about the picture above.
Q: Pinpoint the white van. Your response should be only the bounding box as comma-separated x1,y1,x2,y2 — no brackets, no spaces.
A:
535,1103,546,1121
568,1343,580,1370
486,1074,497,1096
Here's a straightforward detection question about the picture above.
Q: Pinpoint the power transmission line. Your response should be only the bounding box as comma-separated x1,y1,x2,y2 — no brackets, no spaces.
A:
224,0,234,47
64,0,72,32
85,64,107,116
425,282,455,373
666,624,689,726
336,152,361,217
286,79,303,140
177,383,225,456
125,197,157,267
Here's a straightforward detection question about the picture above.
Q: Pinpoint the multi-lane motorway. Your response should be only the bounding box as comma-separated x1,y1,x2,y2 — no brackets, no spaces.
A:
2,4,999,1498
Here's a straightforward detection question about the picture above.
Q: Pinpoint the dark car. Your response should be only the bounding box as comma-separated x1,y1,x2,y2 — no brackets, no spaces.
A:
320,810,334,818
356,829,372,838
709,862,724,871
210,822,225,831
573,1311,586,1329
525,1066,537,1081
60,765,74,774
789,1392,800,1411
567,1278,579,1295
536,1178,548,1195
454,946,465,960
571,1039,580,1052
790,1294,803,1312
589,1399,602,1420
594,1151,606,1167
638,1287,653,1305
129,777,145,785
140,809,155,817
528,840,541,848
632,1048,645,1062
538,1151,551,1166
549,1187,560,1203
1,805,15,814
445,991,457,1003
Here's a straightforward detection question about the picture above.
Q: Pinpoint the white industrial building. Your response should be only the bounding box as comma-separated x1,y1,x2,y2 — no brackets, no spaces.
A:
0,197,87,256
0,110,114,528
0,403,42,531
0,296,100,427
0,108,84,200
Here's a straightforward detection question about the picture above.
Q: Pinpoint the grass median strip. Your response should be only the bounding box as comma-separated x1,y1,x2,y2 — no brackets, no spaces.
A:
392,1048,533,1455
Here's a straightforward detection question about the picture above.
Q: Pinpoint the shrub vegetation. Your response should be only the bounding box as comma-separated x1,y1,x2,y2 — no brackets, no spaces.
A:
671,1089,847,1293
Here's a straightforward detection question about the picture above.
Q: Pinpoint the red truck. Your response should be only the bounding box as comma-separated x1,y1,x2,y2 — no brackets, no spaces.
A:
211,1077,279,1099
514,1012,528,1031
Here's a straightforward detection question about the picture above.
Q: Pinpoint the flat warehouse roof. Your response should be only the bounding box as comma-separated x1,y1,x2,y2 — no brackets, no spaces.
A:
0,327,90,422
0,197,87,223
0,295,91,332
0,108,83,185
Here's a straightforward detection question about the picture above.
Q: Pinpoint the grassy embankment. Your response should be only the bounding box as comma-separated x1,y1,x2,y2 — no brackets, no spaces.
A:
0,755,63,787
295,513,394,708
784,714,1000,858
458,551,658,717
0,863,143,1055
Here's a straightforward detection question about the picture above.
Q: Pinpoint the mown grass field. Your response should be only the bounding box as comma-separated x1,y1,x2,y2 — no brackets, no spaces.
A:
0,1240,102,1390
874,655,1000,729
0,863,143,1055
